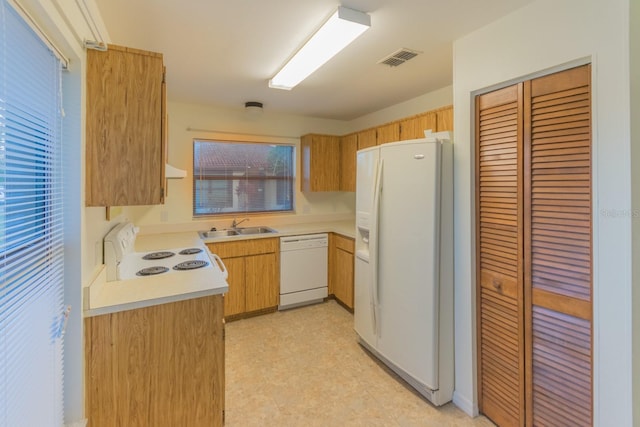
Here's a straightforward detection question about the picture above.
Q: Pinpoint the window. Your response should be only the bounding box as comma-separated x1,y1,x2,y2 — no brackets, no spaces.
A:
0,1,65,426
193,140,294,216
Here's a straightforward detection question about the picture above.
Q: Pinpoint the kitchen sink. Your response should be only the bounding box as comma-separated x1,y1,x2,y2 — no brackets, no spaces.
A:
199,226,277,239
200,229,240,239
235,226,277,235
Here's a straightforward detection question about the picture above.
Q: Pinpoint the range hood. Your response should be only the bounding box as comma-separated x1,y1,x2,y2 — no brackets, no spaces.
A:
166,163,187,179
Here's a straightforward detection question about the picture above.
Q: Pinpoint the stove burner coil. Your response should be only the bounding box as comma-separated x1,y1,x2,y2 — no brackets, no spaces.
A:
179,248,203,255
136,266,170,276
173,260,209,271
142,251,175,260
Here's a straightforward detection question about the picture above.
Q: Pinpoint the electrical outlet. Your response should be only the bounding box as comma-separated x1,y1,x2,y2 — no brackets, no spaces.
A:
160,210,169,222
303,205,311,214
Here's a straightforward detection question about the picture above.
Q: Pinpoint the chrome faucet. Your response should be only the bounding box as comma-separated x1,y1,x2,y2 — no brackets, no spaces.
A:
231,217,249,228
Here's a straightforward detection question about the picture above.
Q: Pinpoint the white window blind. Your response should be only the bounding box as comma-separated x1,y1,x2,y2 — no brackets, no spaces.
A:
0,0,65,426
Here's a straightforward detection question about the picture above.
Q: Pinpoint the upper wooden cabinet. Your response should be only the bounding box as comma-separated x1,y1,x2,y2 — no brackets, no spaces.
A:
340,133,357,192
357,129,377,150
86,44,166,206
300,134,340,192
376,122,400,144
436,106,453,131
400,112,437,140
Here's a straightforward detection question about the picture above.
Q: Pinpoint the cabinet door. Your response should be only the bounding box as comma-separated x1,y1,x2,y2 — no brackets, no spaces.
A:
340,133,357,192
301,134,340,192
245,253,278,312
436,106,454,131
85,296,225,427
86,44,165,206
357,129,377,150
399,113,437,140
334,247,354,309
376,122,400,144
222,257,246,317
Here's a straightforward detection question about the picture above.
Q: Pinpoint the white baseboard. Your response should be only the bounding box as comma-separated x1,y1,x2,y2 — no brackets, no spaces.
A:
453,391,478,417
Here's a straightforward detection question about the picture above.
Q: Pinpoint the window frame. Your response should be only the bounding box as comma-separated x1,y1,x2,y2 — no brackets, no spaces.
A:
192,139,296,218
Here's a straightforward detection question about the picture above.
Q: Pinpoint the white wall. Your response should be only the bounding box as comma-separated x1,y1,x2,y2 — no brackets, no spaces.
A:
452,0,632,424
631,1,640,424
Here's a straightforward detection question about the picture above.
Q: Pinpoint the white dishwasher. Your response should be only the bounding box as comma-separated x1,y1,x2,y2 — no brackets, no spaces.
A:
279,233,328,310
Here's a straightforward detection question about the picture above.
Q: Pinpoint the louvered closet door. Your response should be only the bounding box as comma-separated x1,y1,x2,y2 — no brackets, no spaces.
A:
476,84,525,427
524,64,592,426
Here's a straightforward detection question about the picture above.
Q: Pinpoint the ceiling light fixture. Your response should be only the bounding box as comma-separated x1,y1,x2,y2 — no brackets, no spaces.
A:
269,6,371,91
245,101,264,115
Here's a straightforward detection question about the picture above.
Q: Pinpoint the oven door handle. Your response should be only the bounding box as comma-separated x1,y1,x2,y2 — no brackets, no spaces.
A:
211,253,228,279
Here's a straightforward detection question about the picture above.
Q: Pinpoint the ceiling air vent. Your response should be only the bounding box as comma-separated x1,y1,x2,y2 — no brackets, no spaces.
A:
378,48,421,67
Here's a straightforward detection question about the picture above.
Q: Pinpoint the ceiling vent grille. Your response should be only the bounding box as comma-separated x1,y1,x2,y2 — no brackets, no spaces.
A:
378,48,421,67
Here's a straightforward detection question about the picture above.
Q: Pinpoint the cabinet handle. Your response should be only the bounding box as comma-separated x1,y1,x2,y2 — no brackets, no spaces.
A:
492,278,503,292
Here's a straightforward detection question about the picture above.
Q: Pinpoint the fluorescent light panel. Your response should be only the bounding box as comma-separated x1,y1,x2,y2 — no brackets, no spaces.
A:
269,6,371,90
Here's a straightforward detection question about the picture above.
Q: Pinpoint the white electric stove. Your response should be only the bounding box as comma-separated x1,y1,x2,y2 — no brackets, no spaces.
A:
104,222,218,281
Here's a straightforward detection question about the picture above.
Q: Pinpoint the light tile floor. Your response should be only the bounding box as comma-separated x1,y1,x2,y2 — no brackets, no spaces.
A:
225,300,495,427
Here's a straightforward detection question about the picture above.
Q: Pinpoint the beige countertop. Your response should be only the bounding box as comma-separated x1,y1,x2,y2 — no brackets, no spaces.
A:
85,220,355,317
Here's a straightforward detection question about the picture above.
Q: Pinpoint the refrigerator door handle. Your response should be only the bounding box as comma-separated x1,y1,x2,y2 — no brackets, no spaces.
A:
370,158,383,336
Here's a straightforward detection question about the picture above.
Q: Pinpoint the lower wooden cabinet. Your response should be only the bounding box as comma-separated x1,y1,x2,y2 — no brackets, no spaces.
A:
330,234,355,310
85,295,225,427
207,238,279,319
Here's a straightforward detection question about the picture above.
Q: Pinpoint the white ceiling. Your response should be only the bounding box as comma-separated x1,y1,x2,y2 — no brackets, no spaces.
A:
93,0,533,120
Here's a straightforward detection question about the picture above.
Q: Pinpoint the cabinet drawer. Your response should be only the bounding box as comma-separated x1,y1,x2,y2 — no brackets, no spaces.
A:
479,270,518,300
333,234,354,253
207,237,278,258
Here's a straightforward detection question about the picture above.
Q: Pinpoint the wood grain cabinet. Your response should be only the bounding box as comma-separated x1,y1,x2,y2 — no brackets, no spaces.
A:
357,129,377,150
207,238,279,319
376,122,400,145
85,295,225,427
86,44,166,206
339,133,357,192
330,234,355,310
436,106,453,131
399,112,437,140
300,134,340,192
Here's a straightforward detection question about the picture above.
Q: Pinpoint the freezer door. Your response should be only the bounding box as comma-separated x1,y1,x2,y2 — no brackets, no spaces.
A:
376,140,441,391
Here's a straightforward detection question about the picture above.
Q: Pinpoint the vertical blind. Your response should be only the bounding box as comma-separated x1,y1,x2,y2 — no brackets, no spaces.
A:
0,0,65,426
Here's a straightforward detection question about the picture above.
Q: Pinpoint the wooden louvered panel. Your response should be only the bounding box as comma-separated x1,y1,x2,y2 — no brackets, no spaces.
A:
528,64,592,303
480,287,520,427
476,84,524,426
531,307,592,426
525,64,592,426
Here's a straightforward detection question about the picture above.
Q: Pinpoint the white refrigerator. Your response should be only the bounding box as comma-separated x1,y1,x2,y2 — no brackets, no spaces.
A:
354,130,454,406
